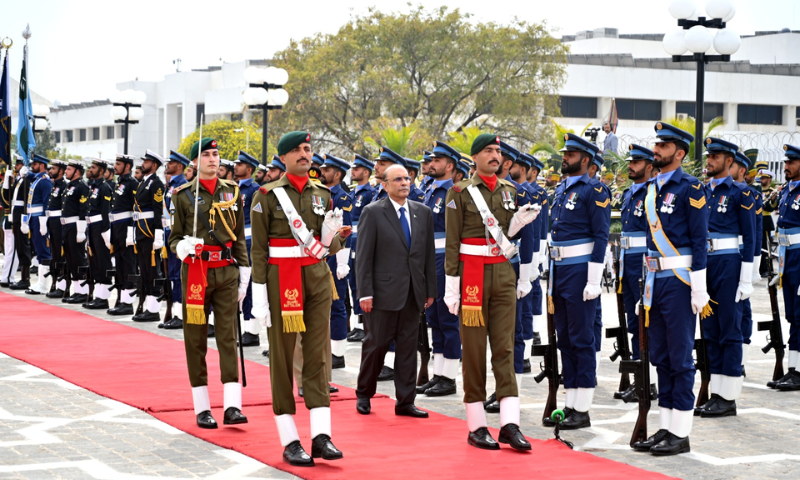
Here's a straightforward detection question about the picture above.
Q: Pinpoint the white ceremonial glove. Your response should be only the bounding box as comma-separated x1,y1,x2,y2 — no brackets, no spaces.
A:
634,302,640,316
507,203,541,237
2,172,10,189
19,166,29,177
20,219,29,235
76,220,87,243
335,248,351,280
735,262,754,302
517,263,533,299
39,218,48,237
176,236,204,261
689,269,711,315
530,252,541,282
769,274,781,287
238,266,251,303
251,282,271,328
583,262,604,301
539,240,548,267
153,229,164,250
320,208,343,246
101,229,111,249
125,226,135,247
444,275,461,315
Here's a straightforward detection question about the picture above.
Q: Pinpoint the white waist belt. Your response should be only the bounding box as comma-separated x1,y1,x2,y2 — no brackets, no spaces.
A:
28,206,44,214
434,238,446,249
647,255,693,271
269,245,312,258
110,212,133,222
87,214,103,225
550,242,593,261
46,210,62,218
777,232,800,246
244,227,252,238
708,237,739,252
132,211,154,220
351,224,358,233
61,216,79,225
459,243,504,257
12,200,24,207
620,236,647,249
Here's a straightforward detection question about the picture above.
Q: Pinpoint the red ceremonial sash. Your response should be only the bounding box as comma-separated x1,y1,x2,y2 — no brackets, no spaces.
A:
268,238,323,333
459,237,508,327
183,242,234,325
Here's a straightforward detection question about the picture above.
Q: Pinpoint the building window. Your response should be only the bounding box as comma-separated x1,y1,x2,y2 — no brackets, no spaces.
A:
107,126,115,139
676,102,724,122
796,106,800,118
79,129,87,142
230,113,243,122
92,127,100,141
558,96,597,118
617,99,662,121
54,131,61,143
65,130,73,143
196,104,205,127
738,104,783,125
120,125,127,139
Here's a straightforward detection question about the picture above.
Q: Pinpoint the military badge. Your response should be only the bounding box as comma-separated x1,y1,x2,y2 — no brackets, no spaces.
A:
634,199,644,217
433,197,444,214
793,193,800,211
566,192,578,210
717,195,729,213
501,190,514,210
661,193,675,214
311,195,325,215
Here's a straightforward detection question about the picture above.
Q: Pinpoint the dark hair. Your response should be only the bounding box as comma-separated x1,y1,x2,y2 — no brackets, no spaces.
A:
675,141,690,156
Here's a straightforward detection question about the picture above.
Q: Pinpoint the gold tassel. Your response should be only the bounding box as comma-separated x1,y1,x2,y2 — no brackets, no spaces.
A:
110,245,114,254
645,306,650,328
47,238,49,248
700,303,713,320
547,295,554,315
186,305,206,325
151,250,156,267
461,307,484,327
779,274,783,290
330,272,339,300
617,279,622,294
88,247,93,257
61,247,64,256
282,314,306,333
161,246,168,257
134,245,138,254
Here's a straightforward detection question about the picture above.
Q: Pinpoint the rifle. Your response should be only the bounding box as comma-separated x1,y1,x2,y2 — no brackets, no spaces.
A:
606,241,631,396
128,273,145,315
417,310,431,386
59,260,72,301
107,268,121,308
620,271,650,447
532,272,559,423
694,329,711,408
758,235,785,381
77,264,94,303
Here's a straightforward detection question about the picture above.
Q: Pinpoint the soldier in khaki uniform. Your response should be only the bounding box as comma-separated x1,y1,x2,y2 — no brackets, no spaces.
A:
443,133,539,451
168,137,251,430
250,131,348,467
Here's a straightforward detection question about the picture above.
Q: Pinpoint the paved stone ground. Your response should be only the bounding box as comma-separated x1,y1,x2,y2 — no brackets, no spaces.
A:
2,258,800,479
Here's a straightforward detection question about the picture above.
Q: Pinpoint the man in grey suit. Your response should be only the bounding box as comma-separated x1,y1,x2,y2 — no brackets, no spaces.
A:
355,164,437,417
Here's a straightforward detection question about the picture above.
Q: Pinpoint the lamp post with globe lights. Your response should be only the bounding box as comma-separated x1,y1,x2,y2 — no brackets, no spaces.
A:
242,66,289,165
663,0,741,164
31,104,50,133
109,89,146,155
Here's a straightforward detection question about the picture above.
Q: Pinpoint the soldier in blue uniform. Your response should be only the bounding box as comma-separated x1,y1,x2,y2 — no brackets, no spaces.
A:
107,154,139,316
22,154,53,295
632,123,709,456
234,150,263,346
696,138,755,418
346,154,376,343
545,134,610,429
769,144,800,390
420,151,434,193
159,150,190,329
589,152,610,371
320,154,353,368
417,141,461,397
61,160,92,304
266,155,286,184
453,156,471,184
616,145,656,401
403,158,426,202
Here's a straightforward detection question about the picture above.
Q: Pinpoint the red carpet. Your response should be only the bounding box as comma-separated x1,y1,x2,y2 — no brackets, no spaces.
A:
0,291,678,480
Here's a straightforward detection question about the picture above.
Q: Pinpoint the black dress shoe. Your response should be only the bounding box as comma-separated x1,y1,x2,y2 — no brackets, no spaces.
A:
311,434,343,460
207,324,215,338
332,354,345,369
107,304,134,316
425,376,456,396
283,440,314,467
650,432,690,456
346,328,365,342
395,404,428,418
485,399,500,414
262,349,269,357
767,369,794,389
82,298,109,310
24,288,42,295
223,407,248,425
356,397,371,415
699,394,736,417
560,410,591,430
632,429,669,452
160,316,183,329
329,384,339,393
9,280,30,290
532,332,541,346
377,365,394,381
63,294,88,304
132,311,160,322
298,388,303,398
196,410,218,429
615,383,635,400
621,383,658,403
483,392,497,410
240,332,260,347
499,423,531,451
0,281,9,288
416,375,441,394
694,396,718,416
777,370,800,391
522,359,532,373
467,427,500,450
542,407,574,427
46,289,64,298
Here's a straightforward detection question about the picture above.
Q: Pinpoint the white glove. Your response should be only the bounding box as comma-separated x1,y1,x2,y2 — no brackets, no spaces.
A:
444,275,461,315
2,172,10,188
507,203,541,237
251,282,271,328
76,220,87,243
19,166,29,177
689,269,711,315
735,262,754,302
530,252,541,282
238,266,251,303
634,302,640,316
517,263,533,299
320,208,344,247
101,229,111,249
335,248,351,280
20,219,29,235
770,274,781,287
39,218,48,237
153,229,164,250
176,236,204,261
125,226,135,247
583,262,604,301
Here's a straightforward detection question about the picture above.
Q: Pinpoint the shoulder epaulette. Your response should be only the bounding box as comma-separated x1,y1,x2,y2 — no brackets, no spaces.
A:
454,180,470,192
175,182,192,192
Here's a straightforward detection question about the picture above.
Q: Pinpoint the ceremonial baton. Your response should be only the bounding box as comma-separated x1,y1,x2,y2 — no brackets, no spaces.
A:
192,115,204,240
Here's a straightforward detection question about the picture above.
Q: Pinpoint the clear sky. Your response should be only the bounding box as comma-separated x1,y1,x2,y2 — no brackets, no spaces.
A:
1,0,797,105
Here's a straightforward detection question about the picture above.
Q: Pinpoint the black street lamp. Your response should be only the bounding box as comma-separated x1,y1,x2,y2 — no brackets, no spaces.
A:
109,89,146,155
663,0,741,164
243,66,289,165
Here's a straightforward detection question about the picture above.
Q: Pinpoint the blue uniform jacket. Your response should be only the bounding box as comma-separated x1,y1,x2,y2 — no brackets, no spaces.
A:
372,185,387,202
330,183,353,248
26,172,53,216
238,178,260,231
350,183,376,251
551,173,611,263
705,177,756,263
524,181,548,246
777,183,800,279
424,179,452,254
749,186,763,258
165,174,187,231
409,184,426,203
620,182,650,233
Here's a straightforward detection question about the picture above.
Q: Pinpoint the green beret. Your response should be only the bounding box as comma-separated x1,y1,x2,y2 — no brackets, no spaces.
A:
471,133,501,156
278,131,311,156
190,137,218,161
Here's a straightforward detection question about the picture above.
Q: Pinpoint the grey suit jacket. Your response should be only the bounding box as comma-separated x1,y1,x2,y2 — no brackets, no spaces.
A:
355,197,437,311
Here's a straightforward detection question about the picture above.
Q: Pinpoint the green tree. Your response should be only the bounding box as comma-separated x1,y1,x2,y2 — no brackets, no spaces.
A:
661,115,725,176
178,119,271,162
446,126,484,157
270,6,568,154
364,120,431,158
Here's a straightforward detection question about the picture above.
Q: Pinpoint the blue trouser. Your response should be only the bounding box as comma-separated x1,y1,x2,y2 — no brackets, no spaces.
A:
512,261,526,374
703,254,743,377
165,229,182,303
327,256,348,341
594,301,603,352
552,262,597,389
29,216,51,262
783,275,800,352
648,275,696,411
426,252,462,359
349,237,364,317
242,238,253,320
520,273,541,341
621,253,645,360
742,299,752,345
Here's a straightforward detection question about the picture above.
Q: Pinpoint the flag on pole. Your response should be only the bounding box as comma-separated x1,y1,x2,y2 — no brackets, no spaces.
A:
607,98,618,134
16,43,35,166
0,48,11,165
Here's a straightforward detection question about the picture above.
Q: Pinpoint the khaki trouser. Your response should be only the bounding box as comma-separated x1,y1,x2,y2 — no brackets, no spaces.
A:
293,334,333,389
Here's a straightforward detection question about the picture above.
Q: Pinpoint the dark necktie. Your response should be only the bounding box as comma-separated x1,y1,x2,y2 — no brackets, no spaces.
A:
399,206,411,248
